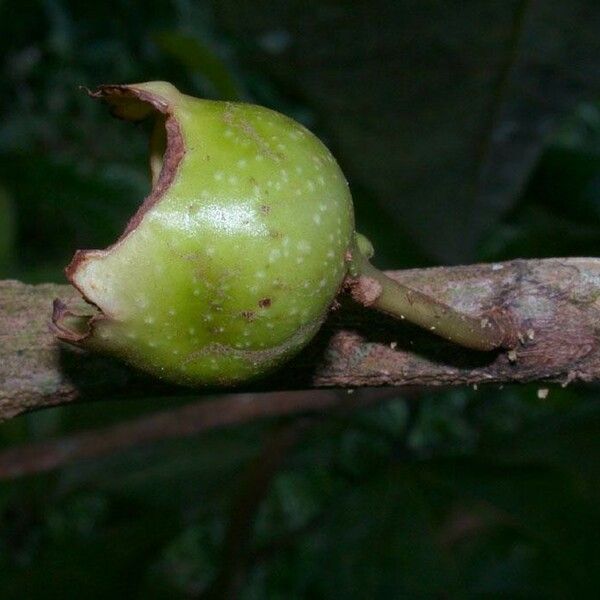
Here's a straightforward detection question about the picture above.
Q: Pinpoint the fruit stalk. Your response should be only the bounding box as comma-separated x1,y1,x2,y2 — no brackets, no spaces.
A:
348,240,511,351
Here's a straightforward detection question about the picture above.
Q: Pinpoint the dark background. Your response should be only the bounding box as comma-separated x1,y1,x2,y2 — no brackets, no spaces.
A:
1,1,600,597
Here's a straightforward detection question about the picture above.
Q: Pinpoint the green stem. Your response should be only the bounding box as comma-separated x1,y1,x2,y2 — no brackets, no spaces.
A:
350,235,509,352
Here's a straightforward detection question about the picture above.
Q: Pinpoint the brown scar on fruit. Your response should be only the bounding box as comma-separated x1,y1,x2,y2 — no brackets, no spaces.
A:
259,298,272,308
241,310,255,321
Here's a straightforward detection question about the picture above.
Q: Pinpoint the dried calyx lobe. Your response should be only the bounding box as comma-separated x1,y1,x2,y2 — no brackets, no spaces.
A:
53,81,356,386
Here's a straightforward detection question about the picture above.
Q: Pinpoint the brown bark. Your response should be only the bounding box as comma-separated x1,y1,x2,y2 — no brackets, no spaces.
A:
1,257,599,422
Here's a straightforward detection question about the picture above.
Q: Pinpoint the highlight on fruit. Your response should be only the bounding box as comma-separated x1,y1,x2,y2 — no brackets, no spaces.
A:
52,81,510,386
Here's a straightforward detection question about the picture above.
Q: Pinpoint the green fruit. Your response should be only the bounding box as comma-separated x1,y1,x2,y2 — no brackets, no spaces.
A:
53,81,355,385
53,82,511,387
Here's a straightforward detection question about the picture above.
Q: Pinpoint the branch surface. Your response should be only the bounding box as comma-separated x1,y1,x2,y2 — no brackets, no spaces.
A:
1,257,599,421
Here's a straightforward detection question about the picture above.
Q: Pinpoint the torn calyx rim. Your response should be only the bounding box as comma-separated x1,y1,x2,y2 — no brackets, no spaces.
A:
52,84,186,343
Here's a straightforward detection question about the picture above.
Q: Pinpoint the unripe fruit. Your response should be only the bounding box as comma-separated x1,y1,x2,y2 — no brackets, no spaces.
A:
53,82,354,385
53,82,509,387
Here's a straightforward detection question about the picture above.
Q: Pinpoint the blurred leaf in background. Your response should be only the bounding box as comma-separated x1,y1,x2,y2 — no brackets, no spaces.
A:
0,0,599,598
0,186,15,277
154,31,244,101
481,102,600,261
216,0,600,265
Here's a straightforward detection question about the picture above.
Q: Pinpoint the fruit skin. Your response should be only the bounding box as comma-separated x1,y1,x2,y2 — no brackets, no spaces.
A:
53,82,355,385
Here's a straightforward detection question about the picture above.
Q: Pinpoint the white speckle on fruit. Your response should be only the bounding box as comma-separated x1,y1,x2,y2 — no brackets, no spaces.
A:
313,214,321,225
268,249,281,263
256,270,266,279
306,181,315,192
193,289,201,296
206,247,216,256
144,316,155,325
168,308,176,316
214,171,224,181
237,159,247,168
297,240,311,253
